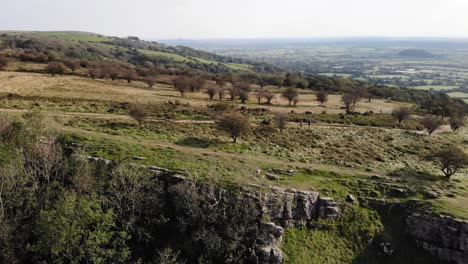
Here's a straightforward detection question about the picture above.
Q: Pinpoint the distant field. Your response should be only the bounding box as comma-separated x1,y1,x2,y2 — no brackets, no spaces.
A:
318,73,352,78
447,92,468,98
413,85,459,91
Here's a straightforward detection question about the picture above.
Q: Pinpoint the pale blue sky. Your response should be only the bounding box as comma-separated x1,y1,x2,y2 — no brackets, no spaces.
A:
1,0,467,39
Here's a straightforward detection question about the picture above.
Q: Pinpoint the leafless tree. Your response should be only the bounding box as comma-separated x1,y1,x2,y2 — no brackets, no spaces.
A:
341,94,355,113
282,87,299,106
263,91,275,105
420,115,445,135
129,104,149,128
173,76,191,97
274,113,288,132
143,76,157,88
316,91,328,105
206,87,218,100
47,62,67,76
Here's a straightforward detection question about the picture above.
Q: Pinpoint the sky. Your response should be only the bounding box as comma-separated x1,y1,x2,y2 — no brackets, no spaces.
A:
1,0,468,39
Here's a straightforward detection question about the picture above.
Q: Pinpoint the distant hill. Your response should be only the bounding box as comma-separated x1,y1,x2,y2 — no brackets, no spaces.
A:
398,49,434,58
0,31,280,74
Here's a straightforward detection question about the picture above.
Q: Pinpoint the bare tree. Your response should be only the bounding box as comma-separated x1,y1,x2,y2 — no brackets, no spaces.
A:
316,91,328,105
190,77,206,92
282,87,299,106
420,115,445,135
47,62,67,76
129,104,149,128
218,89,226,101
62,58,80,72
426,146,468,178
206,87,218,100
392,107,411,124
123,69,138,83
274,113,288,132
173,76,190,97
216,113,251,143
341,93,354,113
263,91,275,105
256,90,264,104
143,76,157,88
449,117,465,132
0,55,8,70
239,90,250,104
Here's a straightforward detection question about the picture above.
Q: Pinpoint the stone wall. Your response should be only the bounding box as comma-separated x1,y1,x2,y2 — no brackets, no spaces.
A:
406,214,468,264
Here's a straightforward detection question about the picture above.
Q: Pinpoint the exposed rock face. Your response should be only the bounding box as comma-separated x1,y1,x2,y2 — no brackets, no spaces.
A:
318,197,340,220
406,214,468,264
258,187,322,227
255,222,284,264
82,156,341,264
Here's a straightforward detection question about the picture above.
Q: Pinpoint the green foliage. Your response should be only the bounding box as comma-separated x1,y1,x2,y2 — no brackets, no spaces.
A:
282,206,383,264
30,194,130,264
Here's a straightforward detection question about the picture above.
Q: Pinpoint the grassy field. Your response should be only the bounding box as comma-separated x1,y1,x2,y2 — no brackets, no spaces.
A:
413,85,459,91
0,68,467,245
0,72,411,115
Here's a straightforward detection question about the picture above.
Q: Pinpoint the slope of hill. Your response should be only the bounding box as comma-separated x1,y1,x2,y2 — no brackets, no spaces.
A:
0,31,279,74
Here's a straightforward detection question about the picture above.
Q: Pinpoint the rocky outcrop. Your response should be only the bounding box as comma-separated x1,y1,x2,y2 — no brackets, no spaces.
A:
258,187,320,227
254,222,284,264
81,155,341,264
406,214,468,264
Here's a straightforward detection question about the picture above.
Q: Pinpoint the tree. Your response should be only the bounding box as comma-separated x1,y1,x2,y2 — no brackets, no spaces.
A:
226,87,237,101
0,55,8,70
426,146,468,178
62,58,80,72
190,76,205,92
274,113,288,132
144,76,157,88
283,73,297,87
234,82,251,103
316,91,328,105
341,93,354,113
256,90,264,104
123,69,138,83
420,115,445,135
282,87,299,106
30,194,130,264
263,91,275,105
129,104,149,128
449,117,464,132
47,62,67,76
206,87,218,100
216,113,251,143
392,107,411,124
173,76,190,97
218,89,226,101
239,90,250,104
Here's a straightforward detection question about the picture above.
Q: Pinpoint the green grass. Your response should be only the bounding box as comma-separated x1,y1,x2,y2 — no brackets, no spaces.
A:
413,85,459,91
4,31,111,42
138,49,251,70
447,92,468,99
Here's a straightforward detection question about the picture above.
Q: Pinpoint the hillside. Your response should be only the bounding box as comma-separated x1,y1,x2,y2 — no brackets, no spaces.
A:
0,31,467,264
0,31,279,74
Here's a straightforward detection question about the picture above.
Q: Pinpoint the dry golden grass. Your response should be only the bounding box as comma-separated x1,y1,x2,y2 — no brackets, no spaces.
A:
0,72,411,114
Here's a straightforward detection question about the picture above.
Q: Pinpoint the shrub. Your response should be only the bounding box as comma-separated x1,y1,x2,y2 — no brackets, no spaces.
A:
426,146,468,178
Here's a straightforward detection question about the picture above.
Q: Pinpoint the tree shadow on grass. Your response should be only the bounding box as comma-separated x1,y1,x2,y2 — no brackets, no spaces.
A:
175,137,219,148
